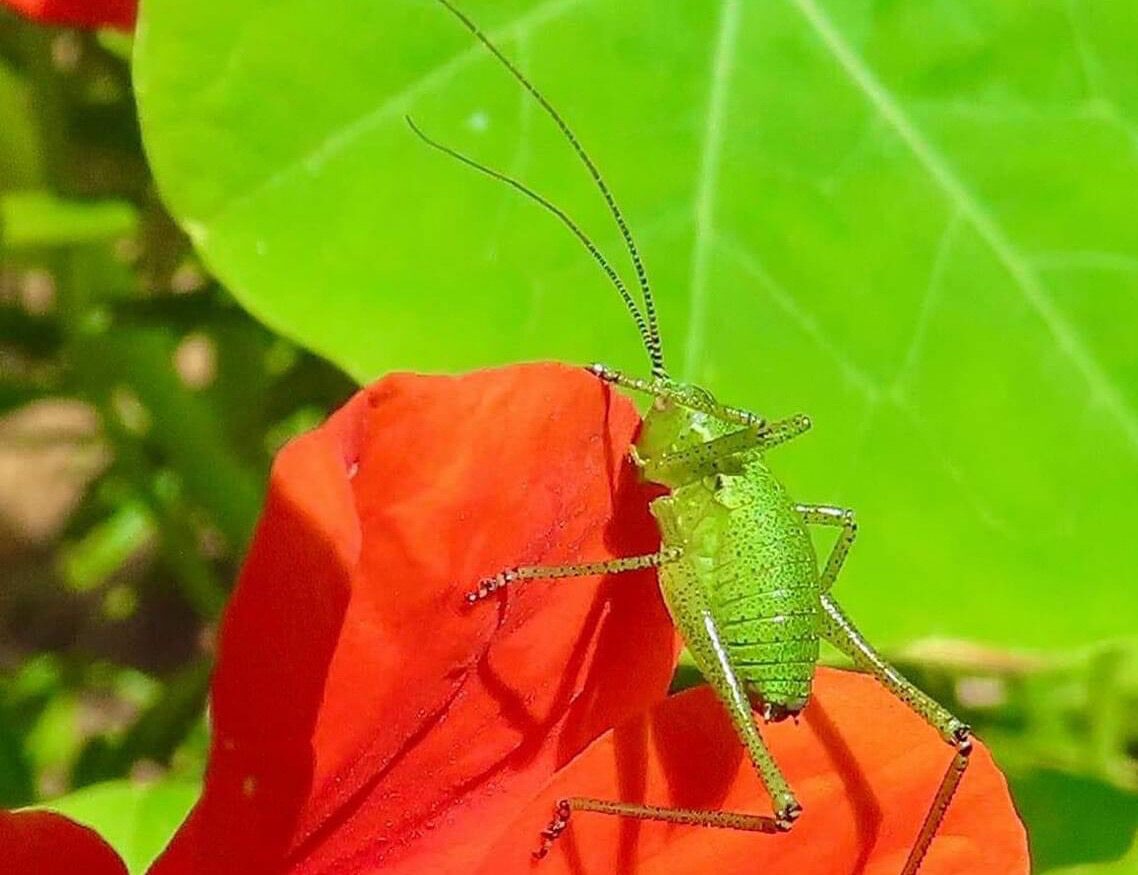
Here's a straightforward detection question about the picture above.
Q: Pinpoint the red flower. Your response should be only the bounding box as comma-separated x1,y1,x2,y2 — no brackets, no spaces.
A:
4,364,1027,873
1,0,135,31
482,672,1028,874
0,809,127,875
151,363,679,873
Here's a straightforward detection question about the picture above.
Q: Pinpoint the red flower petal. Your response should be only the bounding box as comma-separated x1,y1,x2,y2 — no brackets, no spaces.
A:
1,0,135,30
0,809,127,875
151,363,679,874
481,668,1028,874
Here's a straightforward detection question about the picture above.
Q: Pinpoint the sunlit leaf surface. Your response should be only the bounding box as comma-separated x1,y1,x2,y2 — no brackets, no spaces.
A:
134,0,1138,647
40,780,198,874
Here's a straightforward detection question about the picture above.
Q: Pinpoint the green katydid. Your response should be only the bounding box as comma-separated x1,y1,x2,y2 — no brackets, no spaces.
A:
409,2,973,872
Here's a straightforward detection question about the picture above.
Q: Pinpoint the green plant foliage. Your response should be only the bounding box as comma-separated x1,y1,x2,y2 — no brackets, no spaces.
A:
0,59,39,188
135,0,1138,648
0,13,354,822
0,191,136,248
39,779,199,874
1009,770,1138,872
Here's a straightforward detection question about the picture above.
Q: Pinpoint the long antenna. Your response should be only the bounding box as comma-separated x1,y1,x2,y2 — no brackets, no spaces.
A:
431,0,667,378
407,116,657,355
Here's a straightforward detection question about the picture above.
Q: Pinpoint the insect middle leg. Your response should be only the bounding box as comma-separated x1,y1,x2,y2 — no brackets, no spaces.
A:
465,546,683,603
796,503,857,591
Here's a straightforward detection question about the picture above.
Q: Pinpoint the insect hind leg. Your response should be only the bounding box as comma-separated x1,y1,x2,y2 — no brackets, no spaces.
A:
820,593,972,875
531,559,807,861
534,795,792,860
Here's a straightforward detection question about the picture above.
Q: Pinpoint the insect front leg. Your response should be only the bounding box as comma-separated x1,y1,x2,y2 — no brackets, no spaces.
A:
465,547,683,604
820,595,972,875
641,414,811,482
796,503,857,591
586,363,764,428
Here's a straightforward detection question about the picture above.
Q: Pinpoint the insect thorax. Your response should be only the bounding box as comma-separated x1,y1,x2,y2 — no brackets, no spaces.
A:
634,384,726,472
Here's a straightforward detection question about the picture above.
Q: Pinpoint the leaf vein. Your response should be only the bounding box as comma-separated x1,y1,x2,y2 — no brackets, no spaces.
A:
790,0,1138,452
204,0,591,228
683,0,742,379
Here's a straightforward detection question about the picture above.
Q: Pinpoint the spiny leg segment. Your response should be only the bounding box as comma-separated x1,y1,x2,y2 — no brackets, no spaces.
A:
587,363,763,427
535,796,784,860
818,592,972,875
642,414,811,481
465,546,683,603
796,503,857,591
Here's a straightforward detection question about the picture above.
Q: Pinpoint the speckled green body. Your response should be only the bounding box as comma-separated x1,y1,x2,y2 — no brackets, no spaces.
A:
637,398,820,716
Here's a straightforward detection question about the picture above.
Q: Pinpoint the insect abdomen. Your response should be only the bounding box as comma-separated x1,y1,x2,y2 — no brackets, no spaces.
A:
718,472,819,715
654,462,821,715
720,593,819,717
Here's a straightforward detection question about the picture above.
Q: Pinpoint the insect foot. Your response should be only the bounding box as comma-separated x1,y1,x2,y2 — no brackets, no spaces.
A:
533,799,573,860
775,800,803,831
464,569,517,605
760,701,804,724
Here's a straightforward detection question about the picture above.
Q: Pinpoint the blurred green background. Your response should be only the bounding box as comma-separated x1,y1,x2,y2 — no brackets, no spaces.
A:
2,1,1137,871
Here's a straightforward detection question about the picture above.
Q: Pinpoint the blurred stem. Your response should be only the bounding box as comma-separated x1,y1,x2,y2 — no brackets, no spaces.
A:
70,659,211,787
95,426,227,619
1087,648,1130,785
43,240,232,616
71,323,262,548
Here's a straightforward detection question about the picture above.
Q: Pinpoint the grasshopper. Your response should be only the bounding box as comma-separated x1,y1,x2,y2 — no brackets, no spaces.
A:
409,2,972,872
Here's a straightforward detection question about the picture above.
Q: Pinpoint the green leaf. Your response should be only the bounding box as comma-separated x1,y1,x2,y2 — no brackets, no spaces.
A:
0,190,136,248
0,707,34,808
0,304,61,355
0,382,51,415
59,501,156,592
24,692,82,780
39,779,198,875
1008,769,1138,872
0,58,41,190
135,0,1138,648
72,323,263,549
70,661,210,788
